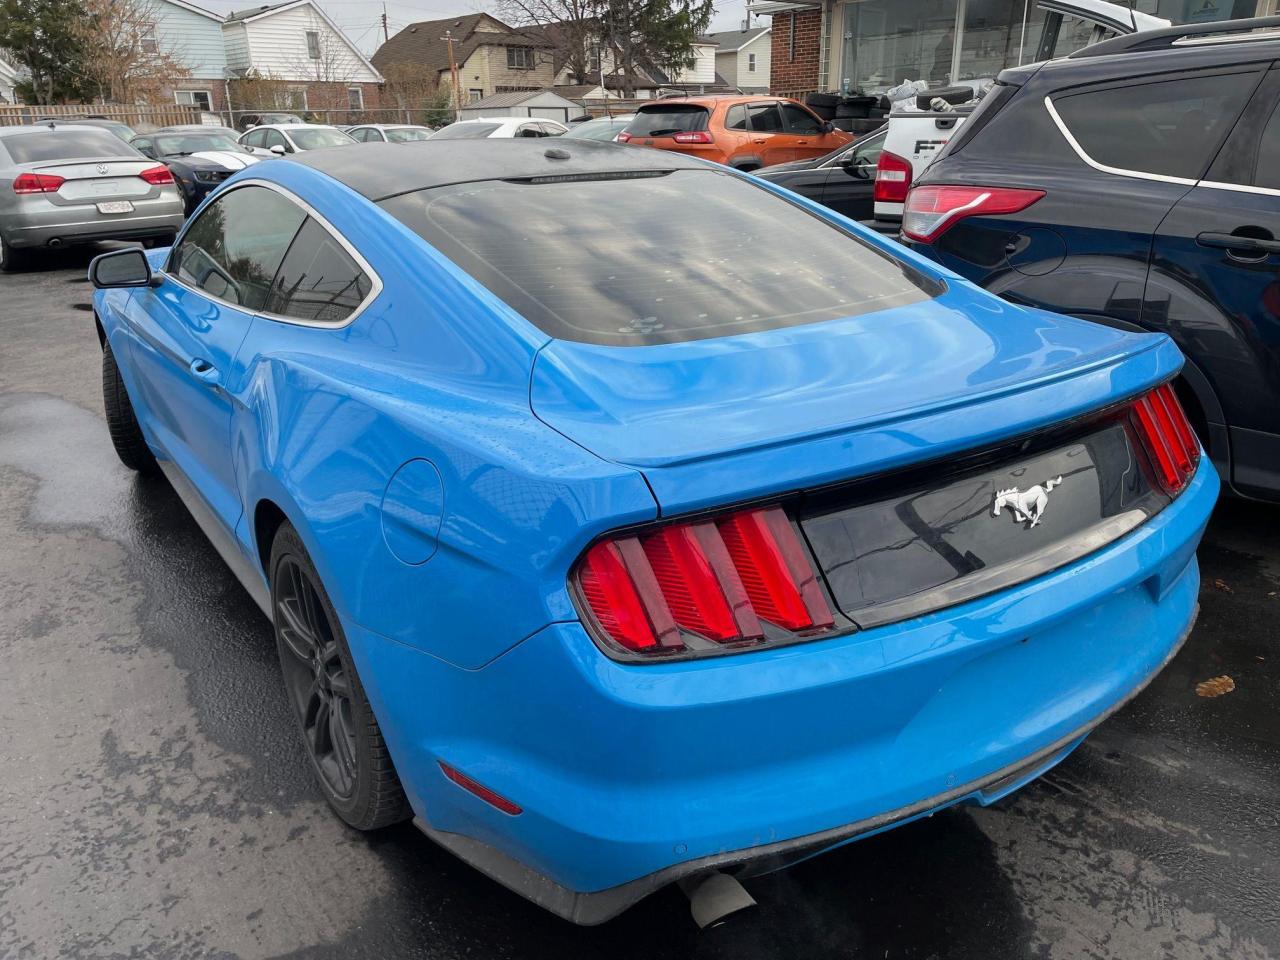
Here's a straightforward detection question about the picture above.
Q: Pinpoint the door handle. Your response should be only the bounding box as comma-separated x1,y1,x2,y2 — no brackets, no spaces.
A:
753,138,767,144
188,358,221,386
1196,230,1280,258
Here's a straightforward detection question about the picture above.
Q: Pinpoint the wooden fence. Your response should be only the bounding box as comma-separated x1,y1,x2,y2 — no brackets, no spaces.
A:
0,103,203,128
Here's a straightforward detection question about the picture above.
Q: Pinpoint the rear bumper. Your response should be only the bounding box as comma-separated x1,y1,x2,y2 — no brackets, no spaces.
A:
4,198,185,248
347,458,1217,923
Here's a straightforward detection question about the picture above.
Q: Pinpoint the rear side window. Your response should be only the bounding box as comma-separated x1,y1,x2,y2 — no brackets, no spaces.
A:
747,103,784,133
172,185,307,311
2,130,135,163
627,105,709,137
725,105,748,131
1052,72,1257,181
378,169,939,346
265,218,372,324
1255,98,1280,191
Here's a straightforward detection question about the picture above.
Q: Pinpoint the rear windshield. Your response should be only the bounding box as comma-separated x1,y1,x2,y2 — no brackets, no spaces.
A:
378,169,939,346
432,122,500,140
2,130,135,163
625,105,709,138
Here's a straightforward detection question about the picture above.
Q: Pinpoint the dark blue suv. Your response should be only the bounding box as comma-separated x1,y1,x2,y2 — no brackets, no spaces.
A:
903,16,1280,501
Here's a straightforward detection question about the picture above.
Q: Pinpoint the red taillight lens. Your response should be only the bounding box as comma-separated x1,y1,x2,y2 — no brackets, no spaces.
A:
873,149,913,204
12,172,65,194
616,131,632,143
672,130,713,144
438,761,522,815
139,164,174,185
1132,383,1200,495
575,506,835,658
901,184,1045,243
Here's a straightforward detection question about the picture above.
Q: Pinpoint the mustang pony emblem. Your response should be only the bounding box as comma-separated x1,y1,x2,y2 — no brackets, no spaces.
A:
992,476,1063,528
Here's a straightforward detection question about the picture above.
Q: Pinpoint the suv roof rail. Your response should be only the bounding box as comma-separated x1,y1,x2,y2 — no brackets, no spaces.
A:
1069,14,1280,58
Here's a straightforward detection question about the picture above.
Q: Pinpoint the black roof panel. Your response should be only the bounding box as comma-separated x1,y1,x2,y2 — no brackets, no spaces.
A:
288,138,707,201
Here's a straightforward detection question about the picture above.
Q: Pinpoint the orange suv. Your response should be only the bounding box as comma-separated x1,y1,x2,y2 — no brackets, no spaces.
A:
618,95,852,171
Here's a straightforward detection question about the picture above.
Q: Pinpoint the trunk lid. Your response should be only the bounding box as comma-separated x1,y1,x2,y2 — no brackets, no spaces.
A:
529,293,1184,514
27,158,159,205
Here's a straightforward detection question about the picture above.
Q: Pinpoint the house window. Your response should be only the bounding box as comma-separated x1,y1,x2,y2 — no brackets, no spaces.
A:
175,89,212,110
347,86,363,110
587,44,602,74
468,88,484,102
140,24,158,55
507,46,535,70
747,52,756,72
306,30,320,59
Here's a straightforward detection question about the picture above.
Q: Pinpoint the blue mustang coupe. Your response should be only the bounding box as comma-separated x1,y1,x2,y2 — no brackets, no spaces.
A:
90,139,1217,924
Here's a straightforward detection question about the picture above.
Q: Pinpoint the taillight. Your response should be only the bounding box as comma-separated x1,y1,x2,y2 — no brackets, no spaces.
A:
672,130,713,144
901,184,1044,243
12,172,65,194
1131,383,1200,495
574,506,836,659
873,149,913,204
139,164,174,185
616,131,632,143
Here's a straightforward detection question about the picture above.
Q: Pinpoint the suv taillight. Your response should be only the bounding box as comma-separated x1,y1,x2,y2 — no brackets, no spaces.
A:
13,172,65,194
902,184,1044,243
873,149,913,204
1131,383,1200,495
672,130,713,144
616,131,632,143
574,506,836,659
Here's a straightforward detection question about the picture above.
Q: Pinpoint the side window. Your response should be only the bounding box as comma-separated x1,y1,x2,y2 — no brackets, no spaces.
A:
242,129,264,148
1255,97,1280,191
516,124,543,138
781,103,823,135
264,218,372,324
747,103,784,134
172,186,307,311
725,105,748,131
349,128,368,142
853,133,884,166
264,129,290,152
1052,72,1258,181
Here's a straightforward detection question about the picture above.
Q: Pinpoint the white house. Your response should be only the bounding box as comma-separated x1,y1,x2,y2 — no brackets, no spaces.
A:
143,0,229,111
705,27,771,92
668,38,719,87
223,0,383,112
0,52,22,104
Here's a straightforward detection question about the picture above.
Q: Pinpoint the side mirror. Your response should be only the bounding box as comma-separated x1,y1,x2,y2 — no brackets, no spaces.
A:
822,120,835,134
837,154,855,167
89,248,156,289
269,144,287,156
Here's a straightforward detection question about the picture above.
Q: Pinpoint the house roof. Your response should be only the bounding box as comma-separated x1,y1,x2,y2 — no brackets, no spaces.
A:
372,13,551,78
704,27,770,51
160,0,224,22
225,0,384,82
464,88,579,110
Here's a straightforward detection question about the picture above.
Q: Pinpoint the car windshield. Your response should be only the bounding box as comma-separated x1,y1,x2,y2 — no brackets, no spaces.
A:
625,106,708,138
387,127,433,142
152,133,244,156
431,122,501,140
379,168,939,346
3,129,136,163
563,118,628,141
289,128,354,149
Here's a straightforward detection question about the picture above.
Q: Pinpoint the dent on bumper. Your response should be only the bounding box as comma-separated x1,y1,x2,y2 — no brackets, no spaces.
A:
347,459,1217,922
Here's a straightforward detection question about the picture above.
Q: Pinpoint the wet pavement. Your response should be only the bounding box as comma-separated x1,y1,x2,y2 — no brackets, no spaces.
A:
0,245,1277,960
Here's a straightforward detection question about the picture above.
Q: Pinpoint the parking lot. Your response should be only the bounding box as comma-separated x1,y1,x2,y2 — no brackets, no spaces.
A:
0,245,1277,960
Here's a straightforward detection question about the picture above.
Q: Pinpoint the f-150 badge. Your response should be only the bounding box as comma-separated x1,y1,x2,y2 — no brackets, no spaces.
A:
992,477,1062,528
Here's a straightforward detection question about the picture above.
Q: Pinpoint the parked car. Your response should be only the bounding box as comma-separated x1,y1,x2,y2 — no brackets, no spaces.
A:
129,130,261,215
32,117,137,142
152,124,273,156
89,137,1215,924
754,127,885,222
238,123,355,155
0,124,184,271
903,14,1280,502
618,95,851,171
347,124,435,143
560,115,635,142
236,112,304,132
430,117,568,139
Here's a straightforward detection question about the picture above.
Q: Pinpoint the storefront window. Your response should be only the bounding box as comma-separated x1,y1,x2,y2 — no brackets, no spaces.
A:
838,0,958,94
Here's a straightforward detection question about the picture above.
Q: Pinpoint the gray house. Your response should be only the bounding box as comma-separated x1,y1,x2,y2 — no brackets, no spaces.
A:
705,27,771,93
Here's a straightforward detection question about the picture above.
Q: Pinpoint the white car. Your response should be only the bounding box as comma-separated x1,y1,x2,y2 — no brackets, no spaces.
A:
347,124,436,143
430,117,568,140
237,123,355,156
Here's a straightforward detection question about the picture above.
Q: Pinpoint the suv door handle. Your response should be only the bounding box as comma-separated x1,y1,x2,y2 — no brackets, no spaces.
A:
753,138,767,144
1196,230,1280,257
188,358,221,386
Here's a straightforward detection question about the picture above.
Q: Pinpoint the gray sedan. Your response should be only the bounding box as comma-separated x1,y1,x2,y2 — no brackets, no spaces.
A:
0,124,186,272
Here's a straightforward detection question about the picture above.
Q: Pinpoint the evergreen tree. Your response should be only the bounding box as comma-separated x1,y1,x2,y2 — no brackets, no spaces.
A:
594,0,714,97
0,0,93,104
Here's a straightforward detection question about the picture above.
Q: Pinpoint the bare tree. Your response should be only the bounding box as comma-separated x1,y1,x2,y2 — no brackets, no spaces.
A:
284,11,355,84
494,0,597,86
79,0,191,104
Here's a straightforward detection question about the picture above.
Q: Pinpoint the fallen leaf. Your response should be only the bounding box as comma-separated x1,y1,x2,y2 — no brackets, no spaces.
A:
1212,578,1234,594
1196,675,1235,698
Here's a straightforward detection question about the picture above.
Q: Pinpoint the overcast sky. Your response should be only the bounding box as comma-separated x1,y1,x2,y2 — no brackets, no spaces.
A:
199,0,761,56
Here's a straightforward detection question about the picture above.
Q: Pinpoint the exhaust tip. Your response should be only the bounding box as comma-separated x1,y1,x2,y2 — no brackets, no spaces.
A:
47,238,63,248
680,872,757,929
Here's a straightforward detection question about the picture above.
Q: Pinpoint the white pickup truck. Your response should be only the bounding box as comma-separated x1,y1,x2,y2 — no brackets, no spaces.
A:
871,0,1170,228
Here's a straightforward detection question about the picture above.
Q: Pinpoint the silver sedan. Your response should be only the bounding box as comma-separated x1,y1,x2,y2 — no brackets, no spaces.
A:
0,123,186,272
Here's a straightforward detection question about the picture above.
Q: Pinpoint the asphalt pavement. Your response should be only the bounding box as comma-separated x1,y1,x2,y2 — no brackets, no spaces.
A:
0,245,1277,960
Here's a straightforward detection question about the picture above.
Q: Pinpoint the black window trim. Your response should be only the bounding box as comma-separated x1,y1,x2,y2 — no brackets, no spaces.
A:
163,178,383,329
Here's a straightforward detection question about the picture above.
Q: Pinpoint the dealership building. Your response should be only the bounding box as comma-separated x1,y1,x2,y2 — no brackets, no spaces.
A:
751,0,1280,97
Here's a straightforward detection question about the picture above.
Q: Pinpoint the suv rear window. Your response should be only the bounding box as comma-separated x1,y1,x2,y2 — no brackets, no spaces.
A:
626,105,709,138
379,169,939,346
2,130,134,163
1052,72,1257,181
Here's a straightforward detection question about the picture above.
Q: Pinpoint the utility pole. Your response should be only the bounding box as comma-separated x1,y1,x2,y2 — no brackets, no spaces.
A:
381,3,389,42
443,29,462,122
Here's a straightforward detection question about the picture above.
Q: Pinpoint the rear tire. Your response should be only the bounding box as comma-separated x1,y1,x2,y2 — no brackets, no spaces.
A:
0,234,30,273
270,522,411,831
102,343,158,474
